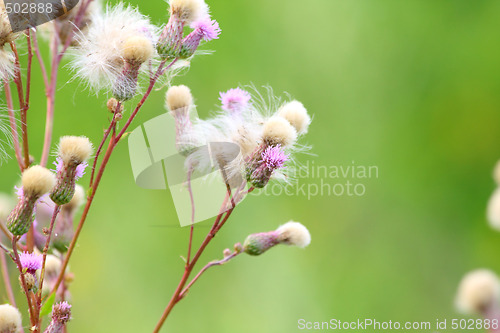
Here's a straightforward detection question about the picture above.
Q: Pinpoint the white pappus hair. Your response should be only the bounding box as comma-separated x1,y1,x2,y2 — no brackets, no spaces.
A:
69,3,158,94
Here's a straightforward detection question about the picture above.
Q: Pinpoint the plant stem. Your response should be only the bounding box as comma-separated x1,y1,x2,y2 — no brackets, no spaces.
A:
50,60,174,294
186,167,195,265
89,101,121,188
12,236,36,327
179,251,241,300
152,208,237,333
36,205,61,332
0,249,16,306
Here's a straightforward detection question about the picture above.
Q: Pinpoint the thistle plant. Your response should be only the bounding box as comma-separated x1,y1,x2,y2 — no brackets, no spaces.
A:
454,161,500,332
0,0,313,332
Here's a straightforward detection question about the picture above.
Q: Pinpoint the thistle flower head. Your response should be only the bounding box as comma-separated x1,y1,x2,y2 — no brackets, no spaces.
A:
51,136,92,205
456,269,500,314
169,0,209,24
276,221,311,248
22,166,56,198
178,16,220,58
19,251,43,273
0,304,22,333
57,136,93,165
243,221,311,256
278,100,311,135
220,88,251,114
166,85,193,111
190,16,221,41
261,145,289,171
262,116,297,147
52,302,72,324
71,4,156,93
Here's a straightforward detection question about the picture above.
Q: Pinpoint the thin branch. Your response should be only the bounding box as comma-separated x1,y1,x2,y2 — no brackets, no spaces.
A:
12,236,36,327
179,251,241,300
31,30,49,87
3,80,24,170
0,249,16,307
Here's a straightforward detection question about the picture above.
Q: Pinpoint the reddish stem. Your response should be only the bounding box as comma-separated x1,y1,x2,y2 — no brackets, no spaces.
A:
0,249,16,307
35,205,61,332
3,81,24,170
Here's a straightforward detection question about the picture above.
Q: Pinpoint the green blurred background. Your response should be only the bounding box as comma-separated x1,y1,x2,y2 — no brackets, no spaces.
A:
2,0,500,332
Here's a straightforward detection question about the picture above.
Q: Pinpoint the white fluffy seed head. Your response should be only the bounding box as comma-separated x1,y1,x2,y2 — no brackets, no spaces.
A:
262,116,297,147
166,85,193,111
122,36,154,64
63,184,85,212
22,166,56,197
276,221,311,248
278,100,311,135
44,255,62,278
456,269,500,314
58,136,93,165
71,4,156,93
487,188,500,231
169,0,209,24
0,304,22,333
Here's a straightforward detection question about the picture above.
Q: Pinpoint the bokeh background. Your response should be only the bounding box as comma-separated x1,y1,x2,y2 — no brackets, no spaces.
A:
2,0,500,332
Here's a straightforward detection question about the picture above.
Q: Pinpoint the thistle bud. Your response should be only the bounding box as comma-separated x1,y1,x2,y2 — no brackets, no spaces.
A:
50,136,93,206
243,221,311,256
234,242,242,253
45,302,72,333
0,304,22,333
178,17,220,59
19,272,36,291
107,98,124,114
157,0,209,59
456,269,500,314
166,85,200,155
7,166,56,235
113,36,154,101
277,100,311,135
243,231,280,256
245,145,289,188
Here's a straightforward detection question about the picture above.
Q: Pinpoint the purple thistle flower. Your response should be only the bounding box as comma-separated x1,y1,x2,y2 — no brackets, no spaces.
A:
15,186,23,199
219,88,251,114
261,145,289,171
19,251,42,274
179,16,220,58
190,17,221,41
52,301,72,324
53,158,87,180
